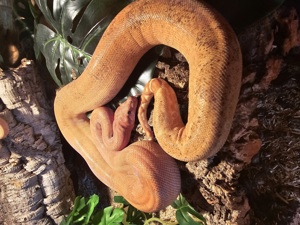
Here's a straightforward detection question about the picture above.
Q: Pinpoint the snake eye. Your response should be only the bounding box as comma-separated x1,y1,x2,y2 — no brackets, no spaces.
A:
127,111,131,115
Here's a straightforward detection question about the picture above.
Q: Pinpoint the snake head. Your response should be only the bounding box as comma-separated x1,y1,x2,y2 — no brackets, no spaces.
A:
114,96,138,130
90,96,138,152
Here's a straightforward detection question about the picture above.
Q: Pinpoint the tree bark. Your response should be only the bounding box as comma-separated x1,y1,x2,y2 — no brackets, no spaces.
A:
0,59,75,224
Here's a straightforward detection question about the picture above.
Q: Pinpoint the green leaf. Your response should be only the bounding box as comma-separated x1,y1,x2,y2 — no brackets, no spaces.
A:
126,205,145,225
34,0,130,86
94,206,124,225
35,23,90,86
80,194,100,224
113,196,151,225
113,196,130,205
67,196,87,224
60,194,99,225
172,194,206,225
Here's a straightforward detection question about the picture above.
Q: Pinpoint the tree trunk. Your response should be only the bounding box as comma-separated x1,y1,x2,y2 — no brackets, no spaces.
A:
0,59,75,224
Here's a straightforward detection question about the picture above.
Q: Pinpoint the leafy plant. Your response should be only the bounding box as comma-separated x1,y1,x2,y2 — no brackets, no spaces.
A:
33,0,159,105
34,0,131,86
60,194,206,225
113,196,152,225
60,194,124,225
171,194,206,225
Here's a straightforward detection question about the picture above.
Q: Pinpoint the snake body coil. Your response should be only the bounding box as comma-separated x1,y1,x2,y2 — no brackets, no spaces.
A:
54,0,242,212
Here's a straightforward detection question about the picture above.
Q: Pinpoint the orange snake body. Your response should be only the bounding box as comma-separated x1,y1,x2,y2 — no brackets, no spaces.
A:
54,0,242,212
0,118,9,139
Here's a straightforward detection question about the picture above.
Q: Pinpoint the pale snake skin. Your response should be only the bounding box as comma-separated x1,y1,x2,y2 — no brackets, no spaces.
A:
0,118,9,139
54,0,242,212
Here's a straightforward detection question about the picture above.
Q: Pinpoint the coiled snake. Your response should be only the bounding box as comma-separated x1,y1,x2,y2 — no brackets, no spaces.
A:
54,0,242,212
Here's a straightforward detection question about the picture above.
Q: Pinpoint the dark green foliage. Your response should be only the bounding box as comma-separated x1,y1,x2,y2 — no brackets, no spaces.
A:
34,0,130,86
172,194,206,225
60,194,124,225
60,194,206,225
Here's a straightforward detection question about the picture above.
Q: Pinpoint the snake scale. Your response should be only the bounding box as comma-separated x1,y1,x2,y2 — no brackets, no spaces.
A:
54,0,242,212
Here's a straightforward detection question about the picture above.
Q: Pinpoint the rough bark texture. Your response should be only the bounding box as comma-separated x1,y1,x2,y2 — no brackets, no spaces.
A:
0,59,75,224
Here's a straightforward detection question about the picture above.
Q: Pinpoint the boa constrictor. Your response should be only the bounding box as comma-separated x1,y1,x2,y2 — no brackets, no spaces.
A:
54,0,242,212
